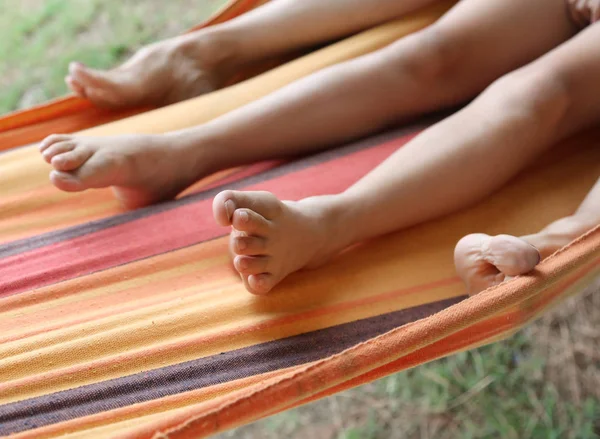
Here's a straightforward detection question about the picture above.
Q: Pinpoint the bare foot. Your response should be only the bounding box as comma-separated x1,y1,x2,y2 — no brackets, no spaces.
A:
38,133,206,209
454,233,541,295
566,0,599,29
66,34,227,108
213,190,349,295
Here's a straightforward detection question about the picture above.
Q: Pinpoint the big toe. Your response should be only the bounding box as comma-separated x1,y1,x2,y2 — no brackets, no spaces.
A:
68,62,126,107
49,149,113,192
65,75,86,98
69,62,113,89
50,170,86,192
486,235,540,276
213,190,283,227
247,273,277,295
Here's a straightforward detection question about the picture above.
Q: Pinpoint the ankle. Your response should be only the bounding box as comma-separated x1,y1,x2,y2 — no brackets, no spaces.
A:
301,194,359,252
178,27,241,86
522,215,597,259
163,130,222,182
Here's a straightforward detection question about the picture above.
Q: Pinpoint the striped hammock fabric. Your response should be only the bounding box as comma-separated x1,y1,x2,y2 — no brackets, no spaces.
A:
1,1,599,437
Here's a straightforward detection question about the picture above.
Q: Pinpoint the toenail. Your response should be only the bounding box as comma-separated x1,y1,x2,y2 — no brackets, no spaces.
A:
238,211,249,223
225,200,235,220
236,239,247,251
53,172,78,183
237,258,248,269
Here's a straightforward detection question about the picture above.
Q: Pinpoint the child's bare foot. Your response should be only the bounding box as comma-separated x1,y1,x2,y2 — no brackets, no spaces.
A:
454,233,541,295
66,34,227,108
39,133,207,209
213,190,349,295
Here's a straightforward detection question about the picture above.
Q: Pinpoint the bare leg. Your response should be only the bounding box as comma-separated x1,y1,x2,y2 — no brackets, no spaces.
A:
66,0,441,108
213,20,600,294
42,0,575,209
456,177,600,295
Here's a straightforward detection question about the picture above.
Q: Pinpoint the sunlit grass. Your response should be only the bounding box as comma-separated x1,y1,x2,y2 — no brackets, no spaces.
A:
1,0,224,113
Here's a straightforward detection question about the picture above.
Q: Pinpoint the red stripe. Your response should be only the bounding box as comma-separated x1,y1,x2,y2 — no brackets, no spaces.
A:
186,160,282,195
0,134,413,297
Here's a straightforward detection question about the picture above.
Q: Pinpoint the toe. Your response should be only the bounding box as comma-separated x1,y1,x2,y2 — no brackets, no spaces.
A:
231,208,271,235
65,75,86,97
39,134,72,153
69,62,114,89
50,170,85,192
234,255,270,276
42,141,76,163
247,273,277,295
213,191,236,226
230,233,267,256
486,235,540,276
214,190,283,226
69,62,124,107
234,191,283,220
51,148,94,172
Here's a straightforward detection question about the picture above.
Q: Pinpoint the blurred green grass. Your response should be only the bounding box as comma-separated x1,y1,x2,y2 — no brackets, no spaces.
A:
0,0,223,113
225,327,599,439
3,1,599,438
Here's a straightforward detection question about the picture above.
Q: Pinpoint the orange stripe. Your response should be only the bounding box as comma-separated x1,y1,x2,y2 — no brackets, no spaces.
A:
0,274,461,402
67,288,548,439
120,227,600,438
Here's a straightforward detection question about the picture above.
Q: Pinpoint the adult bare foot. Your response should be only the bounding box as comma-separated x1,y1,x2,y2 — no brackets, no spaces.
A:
66,32,231,108
454,233,541,295
39,132,208,209
213,190,349,295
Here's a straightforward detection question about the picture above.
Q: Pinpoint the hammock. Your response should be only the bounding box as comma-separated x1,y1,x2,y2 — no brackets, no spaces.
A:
1,1,599,437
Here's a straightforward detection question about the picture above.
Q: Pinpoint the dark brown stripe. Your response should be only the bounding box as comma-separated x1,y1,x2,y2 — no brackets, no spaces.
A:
0,295,465,434
0,120,431,260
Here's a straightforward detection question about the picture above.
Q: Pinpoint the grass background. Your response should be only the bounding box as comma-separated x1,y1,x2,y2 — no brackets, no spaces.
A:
2,1,599,437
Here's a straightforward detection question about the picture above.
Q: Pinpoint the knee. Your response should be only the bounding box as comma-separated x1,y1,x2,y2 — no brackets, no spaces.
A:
481,69,572,128
387,23,465,84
